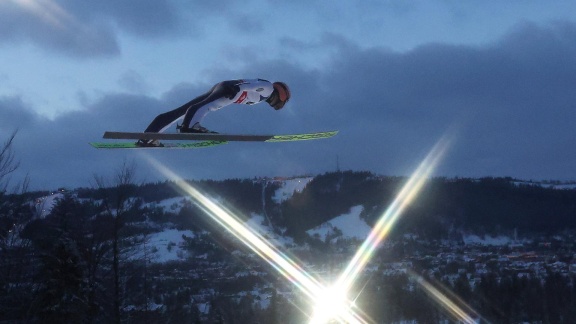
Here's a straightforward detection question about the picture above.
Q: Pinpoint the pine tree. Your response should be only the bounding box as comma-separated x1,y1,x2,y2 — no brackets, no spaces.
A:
27,193,91,322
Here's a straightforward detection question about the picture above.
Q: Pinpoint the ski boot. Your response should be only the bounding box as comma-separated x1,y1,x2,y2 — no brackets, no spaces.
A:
178,122,218,134
135,139,164,147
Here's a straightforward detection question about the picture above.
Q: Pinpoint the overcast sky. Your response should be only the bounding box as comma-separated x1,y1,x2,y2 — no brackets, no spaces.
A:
1,0,576,190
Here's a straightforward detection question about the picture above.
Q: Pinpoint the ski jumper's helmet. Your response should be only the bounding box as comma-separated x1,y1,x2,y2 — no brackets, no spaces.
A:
270,82,291,110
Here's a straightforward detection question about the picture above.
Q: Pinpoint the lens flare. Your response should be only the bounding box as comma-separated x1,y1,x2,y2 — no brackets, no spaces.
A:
145,132,478,323
9,0,73,29
309,285,355,324
147,160,324,295
336,136,450,293
411,272,479,324
306,135,452,323
146,158,366,322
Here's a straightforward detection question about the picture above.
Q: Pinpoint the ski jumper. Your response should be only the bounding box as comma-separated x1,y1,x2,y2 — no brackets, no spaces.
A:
144,79,275,133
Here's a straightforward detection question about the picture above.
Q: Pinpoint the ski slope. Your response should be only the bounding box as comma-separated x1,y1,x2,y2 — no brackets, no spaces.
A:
307,205,371,241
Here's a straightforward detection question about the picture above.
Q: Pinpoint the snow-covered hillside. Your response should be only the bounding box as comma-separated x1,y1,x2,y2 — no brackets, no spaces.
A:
8,172,576,323
271,176,313,203
245,213,295,247
126,177,317,262
145,196,193,214
128,228,195,263
307,205,371,241
34,191,65,218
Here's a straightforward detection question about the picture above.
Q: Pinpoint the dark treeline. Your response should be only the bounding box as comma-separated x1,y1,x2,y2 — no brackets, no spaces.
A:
1,170,576,322
280,171,576,239
0,173,286,323
355,270,576,323
77,178,279,220
65,171,576,238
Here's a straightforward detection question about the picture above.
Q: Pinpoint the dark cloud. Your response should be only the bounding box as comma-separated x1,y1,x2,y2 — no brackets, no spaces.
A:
0,1,119,57
0,96,38,129
0,1,296,58
5,21,576,190
0,0,216,58
4,92,166,190
316,21,576,179
117,70,151,94
60,0,179,38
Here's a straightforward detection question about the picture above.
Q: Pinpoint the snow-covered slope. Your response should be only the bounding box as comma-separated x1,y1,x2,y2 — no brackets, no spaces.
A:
307,205,371,241
145,197,193,214
128,228,195,263
34,191,65,218
245,213,295,247
272,177,313,203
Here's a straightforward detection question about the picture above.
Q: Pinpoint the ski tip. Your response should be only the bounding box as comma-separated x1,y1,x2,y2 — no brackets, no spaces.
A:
266,130,339,142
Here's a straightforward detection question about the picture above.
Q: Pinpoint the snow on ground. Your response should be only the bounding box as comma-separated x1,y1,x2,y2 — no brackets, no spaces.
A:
512,180,576,190
197,302,210,315
463,234,512,246
130,228,195,263
145,197,193,213
272,177,313,203
245,214,269,232
34,192,64,218
245,213,295,247
307,205,371,241
538,183,576,190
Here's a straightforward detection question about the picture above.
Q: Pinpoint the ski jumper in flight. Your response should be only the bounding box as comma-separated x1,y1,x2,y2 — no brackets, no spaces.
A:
137,79,291,147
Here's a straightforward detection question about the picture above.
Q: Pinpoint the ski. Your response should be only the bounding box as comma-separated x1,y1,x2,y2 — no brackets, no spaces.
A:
90,140,227,149
101,130,338,142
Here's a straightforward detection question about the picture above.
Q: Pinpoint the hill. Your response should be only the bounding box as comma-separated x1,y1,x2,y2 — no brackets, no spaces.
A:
1,171,576,322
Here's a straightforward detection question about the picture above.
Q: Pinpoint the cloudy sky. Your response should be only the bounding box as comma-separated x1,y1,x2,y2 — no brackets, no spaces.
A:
1,0,576,190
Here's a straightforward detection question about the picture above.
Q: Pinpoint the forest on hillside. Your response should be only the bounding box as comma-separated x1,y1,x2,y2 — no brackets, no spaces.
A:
280,171,576,239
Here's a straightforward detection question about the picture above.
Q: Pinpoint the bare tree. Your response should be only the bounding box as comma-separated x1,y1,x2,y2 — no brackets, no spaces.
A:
0,130,20,193
0,129,29,248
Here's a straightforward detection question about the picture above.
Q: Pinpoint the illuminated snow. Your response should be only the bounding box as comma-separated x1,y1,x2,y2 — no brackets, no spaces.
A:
307,205,371,241
272,177,313,203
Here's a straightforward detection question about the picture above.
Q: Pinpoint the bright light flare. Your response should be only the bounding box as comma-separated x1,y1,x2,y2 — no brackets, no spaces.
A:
144,132,475,324
326,131,479,323
309,285,354,324
146,158,367,323
413,273,479,324
336,136,451,293
8,0,73,29
308,134,454,322
147,161,324,293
